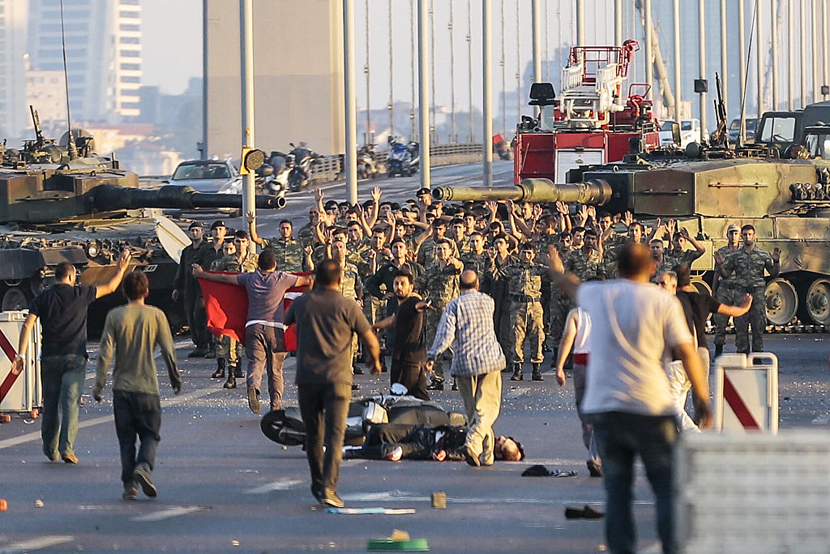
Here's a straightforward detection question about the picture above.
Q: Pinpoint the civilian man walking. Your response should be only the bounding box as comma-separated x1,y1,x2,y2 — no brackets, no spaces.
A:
426,269,506,467
285,259,382,508
550,243,711,554
15,250,131,464
92,271,181,500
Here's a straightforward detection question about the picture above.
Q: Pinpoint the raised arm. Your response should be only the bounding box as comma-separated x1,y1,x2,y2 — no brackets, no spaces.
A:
247,211,265,246
96,250,132,298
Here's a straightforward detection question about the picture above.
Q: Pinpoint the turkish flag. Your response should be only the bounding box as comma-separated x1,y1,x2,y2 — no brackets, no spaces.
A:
199,272,309,352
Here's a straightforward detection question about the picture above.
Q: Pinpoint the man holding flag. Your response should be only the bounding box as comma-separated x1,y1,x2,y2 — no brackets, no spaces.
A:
193,249,313,415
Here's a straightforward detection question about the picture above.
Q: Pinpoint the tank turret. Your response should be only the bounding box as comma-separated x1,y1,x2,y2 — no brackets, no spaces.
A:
434,152,830,328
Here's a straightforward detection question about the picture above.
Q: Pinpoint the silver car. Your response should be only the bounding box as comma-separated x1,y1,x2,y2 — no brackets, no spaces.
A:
167,159,243,215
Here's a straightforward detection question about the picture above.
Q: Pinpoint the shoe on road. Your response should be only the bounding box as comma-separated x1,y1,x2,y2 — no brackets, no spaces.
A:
319,492,345,508
133,464,158,498
61,453,78,464
587,460,603,477
122,482,139,500
426,380,444,391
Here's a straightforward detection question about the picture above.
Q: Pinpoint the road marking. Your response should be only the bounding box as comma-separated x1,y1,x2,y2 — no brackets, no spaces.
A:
0,386,221,450
340,491,611,506
0,536,74,553
131,506,203,522
244,479,304,494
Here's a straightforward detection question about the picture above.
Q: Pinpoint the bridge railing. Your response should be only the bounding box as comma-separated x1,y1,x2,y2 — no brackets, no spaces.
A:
307,142,484,183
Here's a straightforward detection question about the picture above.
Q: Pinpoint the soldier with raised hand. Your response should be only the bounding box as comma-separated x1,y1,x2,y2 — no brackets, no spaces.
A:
249,215,304,272
415,239,463,390
666,226,706,267
460,231,489,285
565,228,604,281
489,242,549,382
714,224,781,354
712,224,742,356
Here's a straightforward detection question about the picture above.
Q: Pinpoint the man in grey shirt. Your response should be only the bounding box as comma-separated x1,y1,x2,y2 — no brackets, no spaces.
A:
285,259,381,508
194,249,313,414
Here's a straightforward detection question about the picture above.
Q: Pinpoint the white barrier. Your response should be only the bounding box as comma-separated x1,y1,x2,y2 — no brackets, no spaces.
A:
0,311,41,414
713,352,778,434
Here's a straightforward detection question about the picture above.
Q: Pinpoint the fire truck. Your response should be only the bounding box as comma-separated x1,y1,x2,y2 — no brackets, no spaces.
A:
513,40,660,185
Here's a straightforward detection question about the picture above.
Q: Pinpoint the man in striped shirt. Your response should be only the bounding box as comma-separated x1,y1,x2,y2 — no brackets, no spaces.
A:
426,269,506,467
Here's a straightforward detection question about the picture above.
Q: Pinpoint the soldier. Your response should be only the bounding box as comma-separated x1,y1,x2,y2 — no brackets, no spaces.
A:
249,217,304,272
172,221,212,358
666,227,706,267
200,220,229,358
297,206,320,248
346,220,370,264
415,219,459,268
649,239,675,281
415,239,463,390
712,224,742,356
548,232,575,362
460,231,489,284
451,218,471,256
489,242,548,381
209,231,258,388
714,224,781,354
564,228,604,281
485,234,518,369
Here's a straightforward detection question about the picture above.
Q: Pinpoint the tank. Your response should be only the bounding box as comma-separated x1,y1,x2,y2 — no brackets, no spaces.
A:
0,117,284,334
433,144,830,329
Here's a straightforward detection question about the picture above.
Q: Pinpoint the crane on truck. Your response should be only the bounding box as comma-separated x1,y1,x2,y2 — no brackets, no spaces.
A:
513,40,660,185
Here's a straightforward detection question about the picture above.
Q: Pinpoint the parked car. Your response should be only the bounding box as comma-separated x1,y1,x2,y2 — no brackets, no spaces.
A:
728,117,759,144
166,159,243,215
659,119,708,148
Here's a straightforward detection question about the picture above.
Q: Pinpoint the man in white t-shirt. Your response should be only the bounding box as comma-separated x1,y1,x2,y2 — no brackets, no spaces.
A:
549,243,711,554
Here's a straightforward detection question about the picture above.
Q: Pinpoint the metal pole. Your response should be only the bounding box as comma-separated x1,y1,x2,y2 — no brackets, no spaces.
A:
615,0,623,47
411,0,416,140
699,0,707,135
202,0,208,159
674,0,682,123
823,0,829,99
483,0,493,187
757,0,764,116
770,0,778,110
500,0,506,135
418,0,431,189
800,0,807,107
429,0,436,143
449,0,456,143
240,0,255,226
516,0,521,130
576,0,584,46
720,0,728,113
365,0,371,145
787,0,794,110
738,0,747,140
467,0,473,142
532,0,541,118
644,0,653,100
344,0,359,205
389,0,394,136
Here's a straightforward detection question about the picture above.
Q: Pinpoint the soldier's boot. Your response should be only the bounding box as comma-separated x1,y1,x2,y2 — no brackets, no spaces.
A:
232,364,243,378
211,358,226,379
714,344,724,357
532,363,544,381
510,363,523,381
223,373,236,389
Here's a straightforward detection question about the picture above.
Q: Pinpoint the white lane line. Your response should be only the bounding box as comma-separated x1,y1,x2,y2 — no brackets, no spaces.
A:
244,479,304,494
0,535,74,553
0,386,221,450
340,491,610,506
131,506,203,522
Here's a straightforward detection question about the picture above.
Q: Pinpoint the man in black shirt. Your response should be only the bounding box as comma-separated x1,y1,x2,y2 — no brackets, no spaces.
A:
14,250,132,464
373,270,431,400
172,221,212,357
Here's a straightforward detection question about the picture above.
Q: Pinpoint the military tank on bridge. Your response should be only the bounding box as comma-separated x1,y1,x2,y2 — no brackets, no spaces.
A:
0,111,283,334
433,132,830,329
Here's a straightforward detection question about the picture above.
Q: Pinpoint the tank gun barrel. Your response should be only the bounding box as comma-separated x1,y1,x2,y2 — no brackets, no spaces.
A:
89,184,286,211
432,178,614,205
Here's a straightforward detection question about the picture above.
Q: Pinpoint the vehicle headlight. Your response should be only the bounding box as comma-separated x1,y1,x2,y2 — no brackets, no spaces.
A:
86,242,99,258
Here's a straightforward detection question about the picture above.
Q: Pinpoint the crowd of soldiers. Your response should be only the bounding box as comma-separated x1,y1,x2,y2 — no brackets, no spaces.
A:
173,185,780,390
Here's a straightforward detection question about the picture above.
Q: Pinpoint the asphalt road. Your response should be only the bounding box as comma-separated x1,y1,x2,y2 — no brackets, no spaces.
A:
1,334,829,553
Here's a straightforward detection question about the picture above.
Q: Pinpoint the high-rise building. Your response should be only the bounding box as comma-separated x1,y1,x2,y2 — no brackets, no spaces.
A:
27,0,142,124
0,0,29,140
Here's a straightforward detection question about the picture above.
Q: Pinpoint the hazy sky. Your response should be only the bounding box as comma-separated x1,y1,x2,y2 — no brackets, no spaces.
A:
142,0,202,95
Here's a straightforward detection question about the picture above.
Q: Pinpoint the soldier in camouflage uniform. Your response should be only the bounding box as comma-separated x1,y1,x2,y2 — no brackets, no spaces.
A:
489,242,548,381
329,239,364,376
415,219,459,268
346,221,370,266
715,224,781,354
485,234,518,369
248,218,305,272
649,239,676,281
297,207,320,248
712,224,743,356
548,232,575,361
666,227,706,267
564,229,604,281
415,239,462,390
460,232,489,284
209,231,259,388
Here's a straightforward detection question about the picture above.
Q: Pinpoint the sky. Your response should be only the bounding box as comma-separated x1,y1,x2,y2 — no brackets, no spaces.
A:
141,0,202,95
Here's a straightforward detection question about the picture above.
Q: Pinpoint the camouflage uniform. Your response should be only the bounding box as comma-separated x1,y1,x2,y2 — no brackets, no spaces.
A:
337,261,363,365
667,248,703,268
296,223,316,248
712,245,742,350
721,247,776,353
417,237,459,268
210,252,258,371
263,237,304,272
460,250,490,285
415,262,461,383
564,248,604,281
490,261,548,367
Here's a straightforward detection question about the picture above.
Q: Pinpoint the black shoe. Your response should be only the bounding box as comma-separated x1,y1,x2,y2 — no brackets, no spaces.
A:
587,460,603,477
223,376,236,389
211,359,226,379
510,364,523,381
353,366,365,375
532,364,544,381
319,492,345,508
714,344,724,357
464,446,481,467
132,464,157,498
188,346,208,358
247,387,261,414
451,380,458,391
232,365,243,378
426,380,444,391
